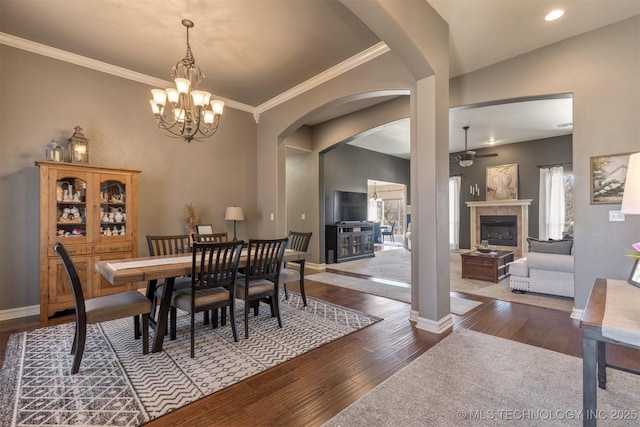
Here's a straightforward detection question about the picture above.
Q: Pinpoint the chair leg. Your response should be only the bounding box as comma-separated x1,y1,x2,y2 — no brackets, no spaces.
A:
283,283,290,300
299,279,307,307
252,300,259,316
229,303,238,342
268,296,276,317
221,307,227,326
204,310,210,325
71,322,86,375
142,314,149,355
212,309,219,328
244,300,250,339
134,315,141,339
190,311,195,358
170,307,177,340
273,293,283,328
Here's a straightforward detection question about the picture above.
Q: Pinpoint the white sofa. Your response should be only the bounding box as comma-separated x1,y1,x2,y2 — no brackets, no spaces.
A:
509,240,574,298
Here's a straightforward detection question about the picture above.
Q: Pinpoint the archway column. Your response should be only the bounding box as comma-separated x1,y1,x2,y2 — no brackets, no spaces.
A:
409,76,452,333
342,0,452,332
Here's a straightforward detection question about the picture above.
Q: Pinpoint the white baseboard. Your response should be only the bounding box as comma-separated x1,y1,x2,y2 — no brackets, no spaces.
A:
415,312,454,334
570,307,583,320
0,305,39,321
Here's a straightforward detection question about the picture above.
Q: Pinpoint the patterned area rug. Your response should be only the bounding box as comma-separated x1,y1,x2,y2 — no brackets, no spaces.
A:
0,293,381,426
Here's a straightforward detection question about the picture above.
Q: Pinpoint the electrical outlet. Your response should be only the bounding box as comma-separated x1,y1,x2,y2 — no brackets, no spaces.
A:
301,214,306,220
609,210,625,222
270,213,274,221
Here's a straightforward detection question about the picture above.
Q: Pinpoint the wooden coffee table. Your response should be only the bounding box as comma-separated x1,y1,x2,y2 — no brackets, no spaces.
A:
460,250,515,283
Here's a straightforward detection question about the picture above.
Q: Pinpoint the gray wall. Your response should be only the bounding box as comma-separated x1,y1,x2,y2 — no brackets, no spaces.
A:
0,46,258,311
450,135,573,249
450,16,640,309
323,143,409,212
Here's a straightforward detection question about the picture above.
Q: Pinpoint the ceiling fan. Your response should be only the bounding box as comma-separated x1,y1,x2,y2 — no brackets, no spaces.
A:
451,126,498,167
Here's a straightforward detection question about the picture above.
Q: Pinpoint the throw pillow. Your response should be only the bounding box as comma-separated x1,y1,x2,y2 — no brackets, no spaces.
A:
527,237,573,255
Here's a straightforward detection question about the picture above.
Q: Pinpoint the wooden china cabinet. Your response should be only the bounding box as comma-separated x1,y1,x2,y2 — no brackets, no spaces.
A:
36,161,140,322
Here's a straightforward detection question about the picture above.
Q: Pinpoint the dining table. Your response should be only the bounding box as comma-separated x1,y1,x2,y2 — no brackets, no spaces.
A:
95,248,308,352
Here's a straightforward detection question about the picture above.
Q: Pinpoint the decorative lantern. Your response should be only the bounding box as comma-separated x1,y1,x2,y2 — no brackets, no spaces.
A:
45,139,64,162
68,125,89,163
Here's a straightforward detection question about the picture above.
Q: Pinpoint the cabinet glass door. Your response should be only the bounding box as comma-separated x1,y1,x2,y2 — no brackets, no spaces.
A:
51,171,90,245
97,175,131,241
351,233,362,255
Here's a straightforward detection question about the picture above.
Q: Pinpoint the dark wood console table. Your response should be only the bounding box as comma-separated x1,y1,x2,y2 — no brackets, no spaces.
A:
580,278,640,426
460,250,514,283
326,223,375,263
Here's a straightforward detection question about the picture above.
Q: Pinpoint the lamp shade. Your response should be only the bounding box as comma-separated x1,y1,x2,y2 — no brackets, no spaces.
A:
621,153,640,215
225,206,245,221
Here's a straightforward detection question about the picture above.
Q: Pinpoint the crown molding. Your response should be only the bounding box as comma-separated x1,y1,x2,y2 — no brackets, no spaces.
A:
1,32,388,118
0,32,254,114
253,41,390,122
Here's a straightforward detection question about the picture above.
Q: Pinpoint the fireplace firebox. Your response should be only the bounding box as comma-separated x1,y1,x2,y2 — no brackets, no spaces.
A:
480,215,517,246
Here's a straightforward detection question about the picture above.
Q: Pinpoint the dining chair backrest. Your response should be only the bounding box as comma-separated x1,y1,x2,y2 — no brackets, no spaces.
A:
195,224,214,234
287,231,312,252
192,232,228,243
146,234,190,256
53,242,87,320
192,240,243,292
245,238,289,282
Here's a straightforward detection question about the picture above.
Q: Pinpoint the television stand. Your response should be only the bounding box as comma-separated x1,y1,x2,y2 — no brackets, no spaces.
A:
326,223,375,263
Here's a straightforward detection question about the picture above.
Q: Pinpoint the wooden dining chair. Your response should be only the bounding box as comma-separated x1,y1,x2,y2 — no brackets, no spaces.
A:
53,243,151,374
236,237,288,339
146,234,192,324
192,232,228,243
169,240,244,357
279,231,312,306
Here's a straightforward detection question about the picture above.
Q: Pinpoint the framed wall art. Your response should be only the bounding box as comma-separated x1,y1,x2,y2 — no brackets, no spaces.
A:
590,152,634,204
486,164,518,201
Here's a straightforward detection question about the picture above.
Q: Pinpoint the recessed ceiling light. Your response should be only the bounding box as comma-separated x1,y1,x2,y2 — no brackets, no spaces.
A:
545,9,565,21
488,138,496,145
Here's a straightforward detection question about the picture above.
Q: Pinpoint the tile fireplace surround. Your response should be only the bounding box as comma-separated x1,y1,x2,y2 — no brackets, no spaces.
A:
466,199,532,259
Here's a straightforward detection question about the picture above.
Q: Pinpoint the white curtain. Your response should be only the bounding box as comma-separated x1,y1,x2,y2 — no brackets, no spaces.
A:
539,166,565,240
449,176,461,251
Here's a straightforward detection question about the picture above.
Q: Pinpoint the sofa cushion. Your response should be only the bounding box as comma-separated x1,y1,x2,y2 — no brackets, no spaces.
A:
527,237,573,255
527,251,574,273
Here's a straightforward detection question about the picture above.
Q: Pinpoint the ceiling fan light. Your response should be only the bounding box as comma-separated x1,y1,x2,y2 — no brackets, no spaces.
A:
460,159,473,167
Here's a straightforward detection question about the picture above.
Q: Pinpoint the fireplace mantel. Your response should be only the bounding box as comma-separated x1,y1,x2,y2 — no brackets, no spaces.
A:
466,199,533,208
465,199,532,258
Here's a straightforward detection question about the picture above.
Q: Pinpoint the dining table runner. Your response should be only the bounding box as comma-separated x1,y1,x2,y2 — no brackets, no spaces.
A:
105,248,267,271
106,255,194,271
601,279,640,347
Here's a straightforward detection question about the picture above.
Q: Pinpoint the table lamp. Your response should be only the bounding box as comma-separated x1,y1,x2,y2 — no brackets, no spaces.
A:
225,206,245,241
621,152,640,286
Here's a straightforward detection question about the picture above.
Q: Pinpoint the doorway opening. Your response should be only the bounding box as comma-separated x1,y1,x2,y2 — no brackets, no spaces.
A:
367,180,407,248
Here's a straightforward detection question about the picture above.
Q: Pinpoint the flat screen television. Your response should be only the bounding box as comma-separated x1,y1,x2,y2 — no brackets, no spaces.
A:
334,190,368,223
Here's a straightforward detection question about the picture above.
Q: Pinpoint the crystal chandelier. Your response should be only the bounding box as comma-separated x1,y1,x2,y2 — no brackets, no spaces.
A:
149,19,224,142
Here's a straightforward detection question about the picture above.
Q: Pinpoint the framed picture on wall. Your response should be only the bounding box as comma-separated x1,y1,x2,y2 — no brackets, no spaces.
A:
486,164,518,201
590,152,634,204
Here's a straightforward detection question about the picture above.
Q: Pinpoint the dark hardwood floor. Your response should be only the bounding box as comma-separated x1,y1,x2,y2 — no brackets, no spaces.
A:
1,268,638,426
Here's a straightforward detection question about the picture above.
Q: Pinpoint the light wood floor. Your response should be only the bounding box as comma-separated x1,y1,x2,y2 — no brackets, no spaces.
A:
1,268,639,426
